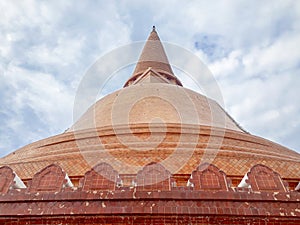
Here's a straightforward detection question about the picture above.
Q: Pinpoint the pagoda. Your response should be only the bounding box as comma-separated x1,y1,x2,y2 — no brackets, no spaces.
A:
0,27,299,224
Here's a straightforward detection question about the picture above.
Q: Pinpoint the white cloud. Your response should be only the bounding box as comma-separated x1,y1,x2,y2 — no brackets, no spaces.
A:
0,62,74,152
0,0,132,156
0,0,300,157
210,50,242,78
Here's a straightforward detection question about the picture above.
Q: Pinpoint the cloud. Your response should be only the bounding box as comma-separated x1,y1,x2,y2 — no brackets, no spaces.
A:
242,31,300,76
0,0,132,156
0,0,299,157
0,62,73,153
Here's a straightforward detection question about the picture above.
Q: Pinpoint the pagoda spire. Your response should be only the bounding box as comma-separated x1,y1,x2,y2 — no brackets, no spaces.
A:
124,26,182,87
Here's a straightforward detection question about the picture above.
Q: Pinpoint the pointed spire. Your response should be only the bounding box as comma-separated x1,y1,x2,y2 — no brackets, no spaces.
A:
124,26,182,87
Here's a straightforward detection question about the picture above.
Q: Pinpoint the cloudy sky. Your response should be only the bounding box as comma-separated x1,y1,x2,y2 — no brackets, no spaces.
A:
0,0,300,157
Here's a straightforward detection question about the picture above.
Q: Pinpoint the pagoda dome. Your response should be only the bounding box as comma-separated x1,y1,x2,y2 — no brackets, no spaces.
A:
0,27,299,188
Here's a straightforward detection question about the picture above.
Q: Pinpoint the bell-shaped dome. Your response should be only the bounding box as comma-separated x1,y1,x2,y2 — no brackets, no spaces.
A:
69,83,244,132
0,27,299,189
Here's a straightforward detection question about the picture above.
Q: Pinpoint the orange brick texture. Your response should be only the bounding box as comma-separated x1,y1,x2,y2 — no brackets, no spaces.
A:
0,166,15,194
80,162,120,191
188,163,229,191
28,164,68,192
0,163,299,224
247,164,289,192
135,162,173,191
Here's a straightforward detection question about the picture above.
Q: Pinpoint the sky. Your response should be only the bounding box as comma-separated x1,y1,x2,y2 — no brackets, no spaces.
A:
0,0,300,157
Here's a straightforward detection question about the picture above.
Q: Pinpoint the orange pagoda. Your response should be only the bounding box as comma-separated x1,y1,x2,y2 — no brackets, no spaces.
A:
0,27,299,224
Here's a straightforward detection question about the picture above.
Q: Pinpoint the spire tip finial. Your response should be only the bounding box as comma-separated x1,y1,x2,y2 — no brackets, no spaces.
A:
123,24,183,87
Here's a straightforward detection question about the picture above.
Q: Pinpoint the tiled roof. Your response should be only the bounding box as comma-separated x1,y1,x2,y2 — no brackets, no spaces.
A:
1,124,299,180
